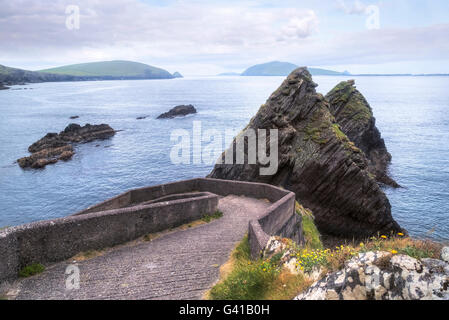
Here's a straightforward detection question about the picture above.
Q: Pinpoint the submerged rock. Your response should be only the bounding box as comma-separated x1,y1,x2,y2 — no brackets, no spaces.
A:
18,123,115,169
157,105,197,119
326,80,399,188
295,252,449,300
209,67,403,239
69,115,79,119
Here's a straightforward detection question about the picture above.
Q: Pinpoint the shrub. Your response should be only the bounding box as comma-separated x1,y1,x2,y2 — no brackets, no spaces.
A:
202,210,223,223
18,263,45,278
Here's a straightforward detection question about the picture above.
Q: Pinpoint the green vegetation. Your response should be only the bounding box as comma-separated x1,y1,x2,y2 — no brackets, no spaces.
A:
208,236,312,300
296,202,322,250
18,263,45,278
39,60,173,79
208,199,442,300
327,81,372,125
202,210,224,223
241,61,347,77
302,108,333,145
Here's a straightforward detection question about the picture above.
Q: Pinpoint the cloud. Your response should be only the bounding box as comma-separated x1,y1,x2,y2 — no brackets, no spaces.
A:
279,23,449,67
0,0,318,69
0,0,448,74
335,0,368,15
280,10,319,40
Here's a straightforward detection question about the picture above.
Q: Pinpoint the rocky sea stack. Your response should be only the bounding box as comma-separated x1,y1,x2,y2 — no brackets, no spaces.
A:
209,67,403,239
326,80,399,188
157,104,197,119
18,123,115,169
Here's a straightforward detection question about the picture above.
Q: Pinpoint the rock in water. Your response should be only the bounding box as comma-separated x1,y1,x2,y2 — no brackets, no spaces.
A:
208,67,403,239
157,105,197,119
295,252,449,300
326,80,400,188
18,123,115,169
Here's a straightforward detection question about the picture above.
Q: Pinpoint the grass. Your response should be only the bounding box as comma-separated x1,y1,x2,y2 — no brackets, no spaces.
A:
290,234,442,275
202,210,223,223
296,202,322,250
72,249,105,262
18,263,45,278
38,60,172,78
208,200,443,300
207,235,312,300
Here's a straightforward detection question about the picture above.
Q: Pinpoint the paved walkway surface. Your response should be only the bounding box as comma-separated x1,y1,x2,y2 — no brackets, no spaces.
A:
12,195,270,300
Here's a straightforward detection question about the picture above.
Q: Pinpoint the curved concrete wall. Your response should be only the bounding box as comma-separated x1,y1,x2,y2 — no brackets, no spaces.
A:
0,178,302,283
0,191,218,283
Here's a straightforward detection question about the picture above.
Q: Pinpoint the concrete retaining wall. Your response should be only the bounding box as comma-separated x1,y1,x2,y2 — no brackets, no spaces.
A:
0,190,218,283
0,178,302,283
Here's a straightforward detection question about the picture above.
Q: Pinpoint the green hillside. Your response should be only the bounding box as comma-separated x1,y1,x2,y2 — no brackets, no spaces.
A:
39,60,174,79
241,61,348,76
0,64,79,85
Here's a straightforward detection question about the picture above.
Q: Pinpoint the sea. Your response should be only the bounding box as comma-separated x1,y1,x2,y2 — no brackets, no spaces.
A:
0,75,448,242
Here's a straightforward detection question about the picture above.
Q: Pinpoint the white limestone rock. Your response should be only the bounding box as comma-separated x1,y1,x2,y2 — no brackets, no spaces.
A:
295,252,449,300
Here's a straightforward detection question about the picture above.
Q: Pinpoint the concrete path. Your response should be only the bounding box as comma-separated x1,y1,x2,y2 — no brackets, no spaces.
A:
12,195,270,300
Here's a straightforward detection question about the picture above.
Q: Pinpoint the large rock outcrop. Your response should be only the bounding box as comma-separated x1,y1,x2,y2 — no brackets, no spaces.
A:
18,123,115,169
209,67,403,239
326,80,399,188
295,251,449,300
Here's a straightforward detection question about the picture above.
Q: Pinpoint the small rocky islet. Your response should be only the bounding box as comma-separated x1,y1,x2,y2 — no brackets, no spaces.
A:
17,123,115,169
157,104,197,119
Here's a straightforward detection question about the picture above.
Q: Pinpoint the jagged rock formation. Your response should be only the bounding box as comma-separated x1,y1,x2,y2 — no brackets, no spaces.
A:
209,67,403,239
157,105,197,119
295,251,449,300
18,123,115,168
326,80,399,188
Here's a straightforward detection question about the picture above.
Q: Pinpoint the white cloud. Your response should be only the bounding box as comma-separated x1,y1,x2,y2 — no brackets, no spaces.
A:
280,11,319,40
0,0,448,74
336,0,368,15
0,0,318,69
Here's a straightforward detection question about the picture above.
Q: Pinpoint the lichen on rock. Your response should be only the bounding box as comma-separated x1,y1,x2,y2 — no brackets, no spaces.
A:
326,80,399,188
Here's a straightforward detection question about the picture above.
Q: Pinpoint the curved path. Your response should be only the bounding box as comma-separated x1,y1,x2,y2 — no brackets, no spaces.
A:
12,195,270,300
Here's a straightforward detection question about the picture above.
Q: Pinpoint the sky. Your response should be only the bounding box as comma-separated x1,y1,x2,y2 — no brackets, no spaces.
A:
1,0,449,75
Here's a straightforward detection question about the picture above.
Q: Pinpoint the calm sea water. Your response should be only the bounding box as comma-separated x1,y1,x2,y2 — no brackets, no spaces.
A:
0,76,448,242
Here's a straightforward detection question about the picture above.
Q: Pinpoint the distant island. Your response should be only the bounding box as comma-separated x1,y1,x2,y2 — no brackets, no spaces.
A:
0,60,179,86
240,61,350,76
219,61,449,77
217,72,241,76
